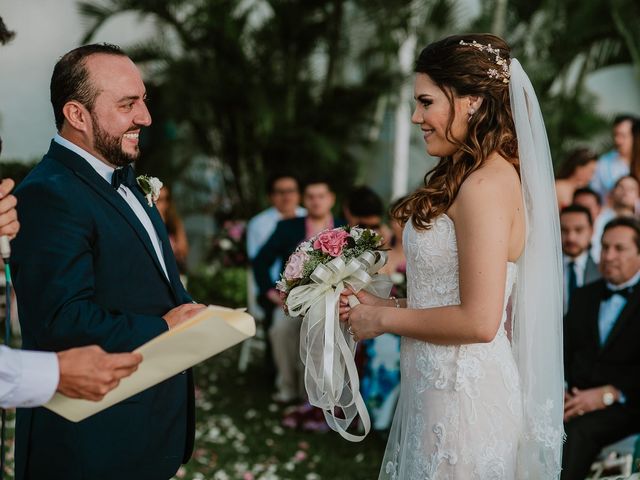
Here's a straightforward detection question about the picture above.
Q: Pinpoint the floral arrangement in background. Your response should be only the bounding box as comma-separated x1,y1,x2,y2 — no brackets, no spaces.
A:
208,220,248,268
389,265,407,299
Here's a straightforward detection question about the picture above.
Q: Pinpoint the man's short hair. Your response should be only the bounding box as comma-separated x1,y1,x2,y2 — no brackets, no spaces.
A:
602,216,640,252
612,175,639,190
573,187,602,206
560,204,593,227
345,186,384,217
266,174,299,195
50,43,126,130
302,178,333,193
613,114,638,127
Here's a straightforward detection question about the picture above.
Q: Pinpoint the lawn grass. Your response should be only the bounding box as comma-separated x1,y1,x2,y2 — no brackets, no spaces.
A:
172,345,387,479
0,344,386,479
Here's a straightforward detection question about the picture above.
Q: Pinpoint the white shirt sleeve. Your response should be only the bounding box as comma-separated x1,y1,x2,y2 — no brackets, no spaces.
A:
0,345,59,408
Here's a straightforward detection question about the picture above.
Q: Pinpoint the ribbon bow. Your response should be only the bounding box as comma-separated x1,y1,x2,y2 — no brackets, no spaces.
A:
286,250,392,442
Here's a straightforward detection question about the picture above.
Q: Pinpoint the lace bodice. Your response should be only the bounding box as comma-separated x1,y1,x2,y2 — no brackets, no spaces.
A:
403,213,516,312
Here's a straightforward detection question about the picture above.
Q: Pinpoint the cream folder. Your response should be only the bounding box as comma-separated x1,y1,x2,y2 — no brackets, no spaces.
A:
44,305,256,422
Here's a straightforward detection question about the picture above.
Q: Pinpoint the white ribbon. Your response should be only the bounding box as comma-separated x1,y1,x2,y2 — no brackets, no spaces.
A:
286,250,392,442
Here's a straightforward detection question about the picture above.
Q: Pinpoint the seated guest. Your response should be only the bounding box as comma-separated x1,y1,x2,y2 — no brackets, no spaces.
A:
246,174,306,378
253,179,345,403
573,187,605,260
562,217,640,480
560,205,600,314
342,185,391,242
361,199,406,431
591,114,636,202
555,148,598,209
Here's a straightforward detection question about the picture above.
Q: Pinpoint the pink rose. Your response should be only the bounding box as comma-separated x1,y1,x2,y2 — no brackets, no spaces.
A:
313,229,350,257
284,251,309,280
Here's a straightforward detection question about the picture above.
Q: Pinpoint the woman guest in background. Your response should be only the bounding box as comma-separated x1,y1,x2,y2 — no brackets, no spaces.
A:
156,186,189,273
360,200,407,433
341,34,564,479
555,147,598,209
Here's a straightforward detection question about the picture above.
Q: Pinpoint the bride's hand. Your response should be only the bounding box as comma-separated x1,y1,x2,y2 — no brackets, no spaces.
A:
345,303,384,341
338,288,389,322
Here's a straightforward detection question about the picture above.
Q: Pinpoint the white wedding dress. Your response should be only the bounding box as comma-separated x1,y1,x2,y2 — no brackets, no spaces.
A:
380,214,523,480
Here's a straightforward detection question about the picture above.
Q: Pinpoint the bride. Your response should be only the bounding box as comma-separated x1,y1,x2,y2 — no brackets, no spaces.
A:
341,34,565,479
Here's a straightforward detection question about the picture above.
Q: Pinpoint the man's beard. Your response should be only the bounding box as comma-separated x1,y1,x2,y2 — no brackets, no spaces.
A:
91,113,139,167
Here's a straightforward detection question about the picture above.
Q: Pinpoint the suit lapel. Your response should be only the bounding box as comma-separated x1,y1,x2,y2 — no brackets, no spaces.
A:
600,286,640,353
584,256,600,285
588,283,605,352
129,186,183,295
48,141,175,293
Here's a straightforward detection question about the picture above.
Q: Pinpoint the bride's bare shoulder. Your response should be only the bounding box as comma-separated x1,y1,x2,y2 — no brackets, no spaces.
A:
452,154,521,215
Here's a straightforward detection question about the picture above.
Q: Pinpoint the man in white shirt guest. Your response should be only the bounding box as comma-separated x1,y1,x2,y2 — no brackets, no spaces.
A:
560,204,601,314
573,187,604,261
591,115,637,202
246,174,305,378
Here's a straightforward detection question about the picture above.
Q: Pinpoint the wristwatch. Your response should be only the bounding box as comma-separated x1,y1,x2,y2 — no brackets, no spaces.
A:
602,388,616,407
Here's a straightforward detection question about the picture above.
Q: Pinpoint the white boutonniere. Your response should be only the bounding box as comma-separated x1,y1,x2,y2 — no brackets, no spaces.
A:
136,175,163,207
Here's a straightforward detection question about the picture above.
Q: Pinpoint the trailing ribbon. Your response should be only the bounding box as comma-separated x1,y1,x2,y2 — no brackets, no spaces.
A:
286,250,392,442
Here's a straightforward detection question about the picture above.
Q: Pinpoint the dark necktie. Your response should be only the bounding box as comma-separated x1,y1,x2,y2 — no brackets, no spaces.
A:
602,285,635,301
111,164,136,190
567,261,578,303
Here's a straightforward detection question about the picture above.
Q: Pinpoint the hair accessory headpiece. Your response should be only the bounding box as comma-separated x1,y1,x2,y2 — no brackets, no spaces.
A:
459,39,510,84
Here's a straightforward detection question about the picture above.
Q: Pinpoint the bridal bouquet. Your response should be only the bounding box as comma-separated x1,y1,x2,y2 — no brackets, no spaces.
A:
278,226,392,442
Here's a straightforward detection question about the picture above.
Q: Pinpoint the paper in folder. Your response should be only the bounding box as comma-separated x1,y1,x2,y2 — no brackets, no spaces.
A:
45,305,256,422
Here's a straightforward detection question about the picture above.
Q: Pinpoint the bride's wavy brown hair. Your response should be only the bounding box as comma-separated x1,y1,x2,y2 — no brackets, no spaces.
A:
392,33,519,230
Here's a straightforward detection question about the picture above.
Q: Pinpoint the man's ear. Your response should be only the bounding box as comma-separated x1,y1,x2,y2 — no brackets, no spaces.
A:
62,101,91,132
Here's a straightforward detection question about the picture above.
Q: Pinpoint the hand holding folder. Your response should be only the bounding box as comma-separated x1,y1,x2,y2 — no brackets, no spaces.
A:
45,305,255,422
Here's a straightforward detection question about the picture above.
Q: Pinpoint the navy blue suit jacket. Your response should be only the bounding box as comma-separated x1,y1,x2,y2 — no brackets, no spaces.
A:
252,216,346,294
10,141,195,480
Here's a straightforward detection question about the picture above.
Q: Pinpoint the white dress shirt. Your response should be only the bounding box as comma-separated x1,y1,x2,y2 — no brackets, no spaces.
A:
598,269,640,346
563,251,589,314
0,346,58,408
590,150,630,202
53,134,168,279
246,206,306,283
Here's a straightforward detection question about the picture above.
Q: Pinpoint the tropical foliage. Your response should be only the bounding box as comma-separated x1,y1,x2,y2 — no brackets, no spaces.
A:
79,0,640,212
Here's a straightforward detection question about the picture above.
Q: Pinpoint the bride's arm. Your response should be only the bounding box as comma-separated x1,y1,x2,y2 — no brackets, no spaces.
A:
347,165,520,345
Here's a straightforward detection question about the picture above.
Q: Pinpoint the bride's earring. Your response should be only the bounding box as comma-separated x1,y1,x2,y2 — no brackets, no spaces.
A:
468,108,475,122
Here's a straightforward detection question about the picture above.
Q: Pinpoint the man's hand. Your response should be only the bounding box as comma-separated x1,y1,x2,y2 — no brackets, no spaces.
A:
162,303,207,329
0,178,19,239
563,386,612,421
56,345,143,401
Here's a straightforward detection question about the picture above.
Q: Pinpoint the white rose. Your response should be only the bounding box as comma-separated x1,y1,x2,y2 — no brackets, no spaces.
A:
219,238,233,250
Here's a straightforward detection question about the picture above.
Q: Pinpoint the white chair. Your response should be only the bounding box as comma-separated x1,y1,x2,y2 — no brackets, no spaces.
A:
588,435,639,480
237,268,266,372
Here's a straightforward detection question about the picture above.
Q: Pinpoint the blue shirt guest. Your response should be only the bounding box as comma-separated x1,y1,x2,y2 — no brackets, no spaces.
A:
10,44,205,480
246,174,305,379
590,115,637,202
562,217,640,480
246,174,306,281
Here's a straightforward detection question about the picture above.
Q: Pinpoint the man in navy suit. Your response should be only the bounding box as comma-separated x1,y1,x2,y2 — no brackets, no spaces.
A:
10,44,205,480
562,217,640,479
